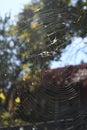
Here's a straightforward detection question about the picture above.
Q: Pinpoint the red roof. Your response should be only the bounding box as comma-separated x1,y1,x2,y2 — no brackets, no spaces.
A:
41,63,87,89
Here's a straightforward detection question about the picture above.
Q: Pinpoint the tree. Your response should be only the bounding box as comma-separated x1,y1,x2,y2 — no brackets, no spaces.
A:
5,2,52,113
17,4,52,71
9,3,53,84
1,0,86,123
0,15,22,111
39,0,87,60
11,0,87,122
0,15,14,90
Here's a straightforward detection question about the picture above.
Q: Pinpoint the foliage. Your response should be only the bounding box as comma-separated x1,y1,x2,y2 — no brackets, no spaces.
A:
0,15,11,88
0,0,87,125
0,92,6,101
15,97,20,103
39,0,87,60
0,91,27,126
0,111,27,126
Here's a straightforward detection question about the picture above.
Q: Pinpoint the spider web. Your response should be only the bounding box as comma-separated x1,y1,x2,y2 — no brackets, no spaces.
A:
4,1,86,130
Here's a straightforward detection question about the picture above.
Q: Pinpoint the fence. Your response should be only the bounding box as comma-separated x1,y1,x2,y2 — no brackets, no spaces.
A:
0,118,86,130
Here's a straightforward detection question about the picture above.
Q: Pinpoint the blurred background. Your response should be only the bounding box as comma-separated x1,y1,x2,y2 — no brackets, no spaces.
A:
0,0,87,128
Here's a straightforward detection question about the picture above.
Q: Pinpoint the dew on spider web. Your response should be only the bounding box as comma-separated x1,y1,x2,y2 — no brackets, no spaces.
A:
2,1,86,130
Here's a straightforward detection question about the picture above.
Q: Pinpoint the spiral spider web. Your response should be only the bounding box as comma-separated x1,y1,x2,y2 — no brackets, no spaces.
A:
4,1,87,130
